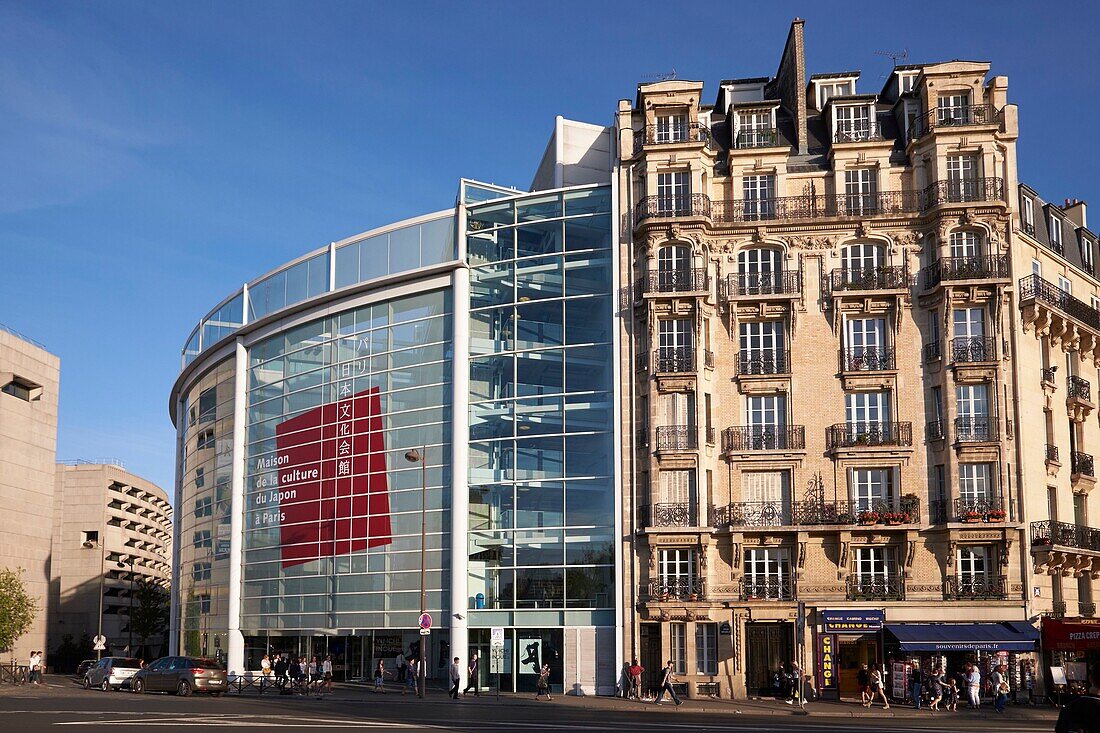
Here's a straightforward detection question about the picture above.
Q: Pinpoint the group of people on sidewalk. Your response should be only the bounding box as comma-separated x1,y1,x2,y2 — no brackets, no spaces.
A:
857,660,1012,714
26,651,45,685
258,653,333,697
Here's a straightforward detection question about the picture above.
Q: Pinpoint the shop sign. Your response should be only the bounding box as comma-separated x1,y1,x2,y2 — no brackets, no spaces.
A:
822,609,884,633
719,621,732,636
818,634,837,690
1043,617,1100,651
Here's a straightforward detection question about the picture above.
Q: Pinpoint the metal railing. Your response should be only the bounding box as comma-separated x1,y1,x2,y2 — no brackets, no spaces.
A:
1051,601,1068,618
825,265,908,293
722,425,805,452
826,422,913,450
847,576,904,601
713,497,919,528
945,574,1008,600
704,349,714,369
1081,602,1097,617
644,268,709,294
735,128,782,149
705,425,716,445
926,419,945,441
922,178,1006,208
0,663,29,685
740,577,795,601
923,341,941,362
655,426,697,450
636,193,712,221
713,501,792,527
648,578,707,601
1072,451,1095,477
833,122,884,144
909,104,997,140
1042,367,1057,385
1046,444,1060,463
954,496,1006,522
955,416,998,442
1068,375,1093,402
841,346,896,372
923,255,1010,288
633,123,712,154
951,336,995,363
1031,520,1100,552
722,270,801,298
639,503,698,528
735,350,789,376
1019,274,1100,331
653,347,695,373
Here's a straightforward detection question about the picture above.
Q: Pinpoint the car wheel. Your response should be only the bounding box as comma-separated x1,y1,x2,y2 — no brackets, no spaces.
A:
101,678,111,692
211,692,223,698
82,676,91,690
133,679,145,694
176,680,192,697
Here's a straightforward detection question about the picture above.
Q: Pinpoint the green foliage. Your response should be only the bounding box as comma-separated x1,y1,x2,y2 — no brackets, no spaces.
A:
129,580,170,656
0,567,39,653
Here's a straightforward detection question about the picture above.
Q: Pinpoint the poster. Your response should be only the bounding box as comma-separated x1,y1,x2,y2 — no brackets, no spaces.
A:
518,638,542,675
892,662,908,700
818,634,837,690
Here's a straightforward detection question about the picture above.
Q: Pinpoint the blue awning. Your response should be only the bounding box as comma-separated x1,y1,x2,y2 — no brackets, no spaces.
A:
885,622,1039,652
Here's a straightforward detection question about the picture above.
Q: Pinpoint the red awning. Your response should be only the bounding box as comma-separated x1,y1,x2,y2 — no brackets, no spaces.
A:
1042,618,1100,652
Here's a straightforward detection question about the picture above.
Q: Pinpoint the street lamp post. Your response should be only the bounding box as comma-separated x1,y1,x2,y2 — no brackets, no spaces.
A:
117,559,135,655
82,537,106,660
404,447,427,699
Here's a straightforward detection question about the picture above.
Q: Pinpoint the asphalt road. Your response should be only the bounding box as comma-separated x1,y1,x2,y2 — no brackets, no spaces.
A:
0,679,1061,732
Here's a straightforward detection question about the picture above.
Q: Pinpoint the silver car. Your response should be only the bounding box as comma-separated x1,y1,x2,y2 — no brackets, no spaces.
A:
84,657,143,691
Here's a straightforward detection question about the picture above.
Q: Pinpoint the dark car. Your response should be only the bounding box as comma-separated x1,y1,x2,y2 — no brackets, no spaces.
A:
131,656,227,696
84,657,143,691
75,659,96,679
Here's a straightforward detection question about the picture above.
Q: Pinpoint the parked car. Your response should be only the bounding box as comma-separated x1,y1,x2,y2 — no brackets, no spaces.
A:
84,657,143,691
131,656,227,696
75,659,96,679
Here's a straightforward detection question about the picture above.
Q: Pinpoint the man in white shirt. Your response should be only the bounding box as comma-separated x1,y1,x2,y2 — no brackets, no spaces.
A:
965,663,982,708
449,657,461,700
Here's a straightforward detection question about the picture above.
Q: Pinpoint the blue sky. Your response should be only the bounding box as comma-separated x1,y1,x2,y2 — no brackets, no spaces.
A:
2,1,1098,494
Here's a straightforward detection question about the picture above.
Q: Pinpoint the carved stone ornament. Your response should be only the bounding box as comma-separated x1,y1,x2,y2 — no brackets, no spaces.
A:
894,231,923,253
792,235,835,251
753,226,767,243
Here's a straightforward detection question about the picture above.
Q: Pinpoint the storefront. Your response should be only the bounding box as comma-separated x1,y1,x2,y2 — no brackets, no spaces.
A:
816,610,884,701
1041,617,1100,696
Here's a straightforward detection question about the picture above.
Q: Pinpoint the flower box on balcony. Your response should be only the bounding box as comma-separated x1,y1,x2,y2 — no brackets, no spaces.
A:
689,593,699,602
858,511,880,525
962,511,983,523
985,510,1006,522
1033,537,1052,546
883,511,911,526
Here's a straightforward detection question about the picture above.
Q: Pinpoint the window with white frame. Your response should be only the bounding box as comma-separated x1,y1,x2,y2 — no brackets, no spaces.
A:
845,390,890,426
956,383,991,441
655,114,689,143
744,547,790,599
949,231,982,258
659,548,696,594
1050,214,1064,253
737,109,775,147
659,469,695,506
1082,236,1095,273
844,169,878,214
656,171,690,213
952,306,986,342
1032,259,1042,277
1058,275,1071,294
854,546,894,582
745,395,787,450
850,468,895,511
670,623,687,674
740,471,790,521
836,104,873,141
742,174,776,219
957,546,991,588
658,318,693,351
959,463,992,503
737,247,783,288
657,244,692,289
840,242,884,272
845,317,887,367
1023,197,1035,232
660,392,694,431
937,93,971,125
695,623,718,675
739,320,785,373
946,154,979,200
898,72,917,94
817,79,854,108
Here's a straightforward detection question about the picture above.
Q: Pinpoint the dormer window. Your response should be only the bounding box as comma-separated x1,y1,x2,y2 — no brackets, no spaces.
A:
1082,236,1095,275
655,114,689,143
815,79,855,109
835,104,876,143
898,72,918,95
1049,214,1063,255
735,108,778,148
936,93,971,125
1022,197,1035,235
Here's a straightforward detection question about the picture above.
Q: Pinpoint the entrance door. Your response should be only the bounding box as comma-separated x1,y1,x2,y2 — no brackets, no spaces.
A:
837,637,879,699
640,624,662,696
744,622,792,696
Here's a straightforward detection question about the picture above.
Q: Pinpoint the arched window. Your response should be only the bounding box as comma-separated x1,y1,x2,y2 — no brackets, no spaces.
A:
735,248,784,295
949,231,982,259
656,244,693,291
841,242,883,271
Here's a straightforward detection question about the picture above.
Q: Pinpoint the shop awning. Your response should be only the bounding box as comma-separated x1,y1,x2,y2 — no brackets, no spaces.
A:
885,622,1038,652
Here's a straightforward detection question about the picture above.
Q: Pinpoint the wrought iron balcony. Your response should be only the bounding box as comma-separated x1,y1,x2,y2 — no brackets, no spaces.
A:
1020,274,1100,331
735,350,789,376
1031,520,1100,552
926,419,945,441
833,122,885,144
1068,375,1092,402
826,422,912,450
648,578,706,602
930,499,948,524
847,576,904,601
1046,444,1060,463
945,574,1008,600
722,270,801,298
825,265,908,293
1072,451,1095,477
636,193,712,222
955,416,998,442
704,349,714,369
653,346,695,374
710,191,922,223
909,104,997,140
841,346,896,372
713,501,792,527
1042,367,1057,385
1081,602,1097,617
923,255,1010,288
923,341,941,362
734,128,782,149
714,497,919,528
656,426,697,451
722,425,805,452
953,496,1007,522
633,122,712,154
1051,601,1067,618
705,425,716,445
951,336,996,363
1023,221,1036,236
639,502,698,528
921,177,1005,208
739,577,795,601
644,268,709,294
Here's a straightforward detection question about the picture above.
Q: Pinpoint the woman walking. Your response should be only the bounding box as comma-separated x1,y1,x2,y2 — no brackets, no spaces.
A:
929,667,945,711
374,659,390,693
868,666,890,709
318,655,333,698
535,663,552,700
403,657,419,697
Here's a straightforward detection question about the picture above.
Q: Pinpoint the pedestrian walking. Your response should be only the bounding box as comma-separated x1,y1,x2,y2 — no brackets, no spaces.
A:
784,661,800,705
395,651,407,684
868,667,890,709
910,665,924,710
965,662,982,709
857,663,870,707
319,655,333,698
273,654,288,692
945,676,959,711
374,659,390,693
535,662,552,701
990,662,1009,714
653,660,682,706
929,667,945,711
403,657,418,697
463,652,479,696
449,657,462,700
260,653,271,689
1055,661,1100,733
288,656,303,694
628,659,644,701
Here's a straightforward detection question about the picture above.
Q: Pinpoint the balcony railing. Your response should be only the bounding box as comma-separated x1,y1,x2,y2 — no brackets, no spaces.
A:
1051,601,1067,618
826,422,913,450
705,425,716,445
847,576,904,601
923,341,941,362
633,123,712,154
653,347,695,373
909,104,997,140
636,194,712,222
1081,602,1097,617
953,496,1007,522
1042,367,1057,385
1072,451,1095,477
841,346,896,372
923,255,1010,288
714,497,919,528
722,425,805,452
1068,375,1093,402
740,577,795,601
722,270,802,298
945,574,1008,600
735,350,789,376
833,122,884,144
1020,274,1100,331
825,266,908,293
926,419,945,441
713,500,792,527
955,416,998,442
644,268,709,294
704,349,714,369
922,178,1006,208
648,578,706,602
951,336,996,363
639,502,697,528
1046,444,1060,463
1031,520,1100,552
734,128,782,149
656,426,697,451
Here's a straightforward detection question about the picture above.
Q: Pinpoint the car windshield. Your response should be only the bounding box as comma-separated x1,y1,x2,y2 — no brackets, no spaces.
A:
190,658,224,670
116,659,142,668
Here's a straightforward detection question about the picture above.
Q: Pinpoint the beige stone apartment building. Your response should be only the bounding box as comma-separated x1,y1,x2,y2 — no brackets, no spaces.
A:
613,18,1091,700
51,462,172,658
0,326,60,663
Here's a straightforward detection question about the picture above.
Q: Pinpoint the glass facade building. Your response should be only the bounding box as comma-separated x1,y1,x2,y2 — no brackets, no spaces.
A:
171,172,619,692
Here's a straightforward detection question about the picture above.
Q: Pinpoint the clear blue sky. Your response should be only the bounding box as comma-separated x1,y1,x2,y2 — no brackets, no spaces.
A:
2,1,1098,494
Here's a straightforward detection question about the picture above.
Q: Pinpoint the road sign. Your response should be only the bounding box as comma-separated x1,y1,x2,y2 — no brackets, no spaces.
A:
490,627,505,648
418,613,432,630
419,628,431,636
93,634,107,651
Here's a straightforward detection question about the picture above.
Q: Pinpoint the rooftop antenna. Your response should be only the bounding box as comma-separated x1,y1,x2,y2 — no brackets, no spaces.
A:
640,68,678,82
873,49,909,69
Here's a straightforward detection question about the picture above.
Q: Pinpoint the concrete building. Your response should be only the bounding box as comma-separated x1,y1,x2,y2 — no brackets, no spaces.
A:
615,18,1054,700
50,462,172,658
0,326,60,662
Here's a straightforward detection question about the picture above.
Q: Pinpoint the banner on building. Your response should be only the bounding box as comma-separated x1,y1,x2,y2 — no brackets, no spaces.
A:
818,633,837,690
822,609,884,634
